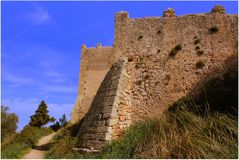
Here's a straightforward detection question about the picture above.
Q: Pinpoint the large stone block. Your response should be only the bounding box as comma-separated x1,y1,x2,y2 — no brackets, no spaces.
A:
95,133,106,141
96,126,109,133
105,133,112,141
110,79,120,89
102,113,111,119
101,106,113,113
103,97,116,106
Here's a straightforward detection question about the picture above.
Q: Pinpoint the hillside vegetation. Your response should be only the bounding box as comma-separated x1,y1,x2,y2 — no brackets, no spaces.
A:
1,126,53,159
1,100,56,159
47,107,237,159
46,62,238,159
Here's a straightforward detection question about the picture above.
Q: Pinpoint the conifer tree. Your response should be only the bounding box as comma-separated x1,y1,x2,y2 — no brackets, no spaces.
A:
29,100,55,127
59,114,67,127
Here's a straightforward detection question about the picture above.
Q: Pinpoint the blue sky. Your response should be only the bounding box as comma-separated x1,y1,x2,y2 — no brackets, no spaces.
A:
1,1,238,131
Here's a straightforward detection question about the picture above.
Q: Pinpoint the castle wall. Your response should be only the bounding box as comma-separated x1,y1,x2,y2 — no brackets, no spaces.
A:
77,59,131,150
72,6,238,150
71,45,115,123
114,11,238,120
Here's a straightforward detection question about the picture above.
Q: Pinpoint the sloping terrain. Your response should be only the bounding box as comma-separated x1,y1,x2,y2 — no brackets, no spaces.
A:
21,132,56,159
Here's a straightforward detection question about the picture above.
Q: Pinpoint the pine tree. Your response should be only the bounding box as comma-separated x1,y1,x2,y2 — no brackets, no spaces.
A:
29,100,55,127
59,114,67,127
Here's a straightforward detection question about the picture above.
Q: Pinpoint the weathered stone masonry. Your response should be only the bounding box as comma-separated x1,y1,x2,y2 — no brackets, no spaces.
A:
71,45,115,123
77,59,131,150
71,6,238,150
113,7,237,120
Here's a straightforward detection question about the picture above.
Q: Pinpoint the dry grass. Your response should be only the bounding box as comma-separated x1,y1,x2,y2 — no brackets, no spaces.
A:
100,106,237,159
46,95,238,159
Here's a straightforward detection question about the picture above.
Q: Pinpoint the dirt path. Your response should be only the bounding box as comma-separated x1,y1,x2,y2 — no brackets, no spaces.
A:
21,132,56,159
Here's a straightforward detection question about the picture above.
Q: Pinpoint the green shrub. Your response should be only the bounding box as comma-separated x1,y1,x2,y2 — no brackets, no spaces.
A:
194,38,200,45
195,46,200,50
46,135,78,159
209,25,219,34
1,106,18,141
169,49,178,57
175,44,182,51
1,142,30,159
196,61,205,69
169,44,182,57
135,63,142,69
50,121,61,131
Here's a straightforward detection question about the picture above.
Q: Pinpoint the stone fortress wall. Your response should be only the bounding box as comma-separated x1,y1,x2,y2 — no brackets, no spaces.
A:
71,44,115,123
114,7,238,120
71,6,238,150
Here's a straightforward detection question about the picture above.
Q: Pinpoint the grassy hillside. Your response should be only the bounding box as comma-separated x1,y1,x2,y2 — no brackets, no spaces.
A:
46,105,237,159
99,107,237,159
46,61,238,159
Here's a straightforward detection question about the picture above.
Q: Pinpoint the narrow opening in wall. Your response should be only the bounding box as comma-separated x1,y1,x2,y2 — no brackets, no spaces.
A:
157,30,161,35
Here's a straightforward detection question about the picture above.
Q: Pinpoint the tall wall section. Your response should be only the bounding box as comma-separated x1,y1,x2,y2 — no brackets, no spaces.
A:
114,8,238,120
71,44,116,123
77,58,131,150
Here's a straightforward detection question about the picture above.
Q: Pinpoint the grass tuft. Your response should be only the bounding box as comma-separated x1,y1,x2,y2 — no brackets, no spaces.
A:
196,50,204,56
169,44,182,57
196,61,205,69
194,38,200,45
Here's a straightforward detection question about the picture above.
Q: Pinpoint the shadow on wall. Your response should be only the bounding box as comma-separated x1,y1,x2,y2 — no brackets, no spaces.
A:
169,54,238,117
75,59,126,150
77,62,120,135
